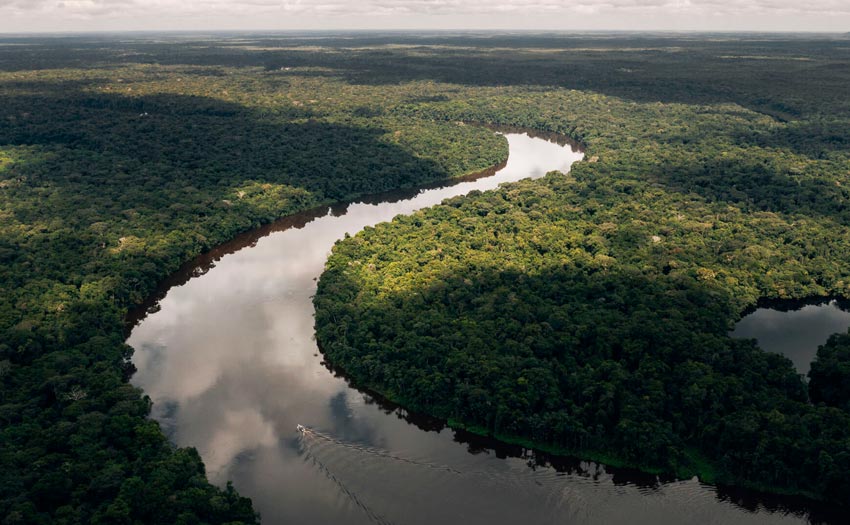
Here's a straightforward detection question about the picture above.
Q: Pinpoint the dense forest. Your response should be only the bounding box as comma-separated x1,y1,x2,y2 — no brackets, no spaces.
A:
2,32,850,521
809,333,850,412
312,33,850,505
0,37,507,524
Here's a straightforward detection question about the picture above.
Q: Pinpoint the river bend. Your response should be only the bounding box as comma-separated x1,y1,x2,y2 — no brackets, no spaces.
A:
129,131,830,525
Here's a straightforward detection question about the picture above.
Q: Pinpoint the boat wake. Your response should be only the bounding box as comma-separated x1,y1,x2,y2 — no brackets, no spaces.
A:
294,425,588,524
297,425,463,475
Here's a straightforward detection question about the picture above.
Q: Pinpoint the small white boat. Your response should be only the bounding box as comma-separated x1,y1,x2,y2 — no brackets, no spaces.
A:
296,424,306,433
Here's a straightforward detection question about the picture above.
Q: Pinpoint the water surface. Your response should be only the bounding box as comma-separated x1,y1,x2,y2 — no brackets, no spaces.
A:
129,132,837,525
731,299,850,374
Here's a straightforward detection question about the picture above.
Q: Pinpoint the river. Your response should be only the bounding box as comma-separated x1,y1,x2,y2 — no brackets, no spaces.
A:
128,131,836,525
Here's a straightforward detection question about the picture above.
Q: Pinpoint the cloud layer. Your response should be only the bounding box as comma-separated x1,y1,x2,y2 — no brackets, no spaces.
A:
1,0,849,31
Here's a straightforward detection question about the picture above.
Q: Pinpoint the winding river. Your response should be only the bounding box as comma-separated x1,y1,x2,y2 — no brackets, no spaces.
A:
128,131,839,525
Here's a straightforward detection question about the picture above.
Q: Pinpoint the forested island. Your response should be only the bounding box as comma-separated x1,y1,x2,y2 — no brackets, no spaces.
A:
1,32,850,522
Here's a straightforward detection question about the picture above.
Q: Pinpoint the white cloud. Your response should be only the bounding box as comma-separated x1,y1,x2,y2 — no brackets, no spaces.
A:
1,0,850,31
6,0,850,16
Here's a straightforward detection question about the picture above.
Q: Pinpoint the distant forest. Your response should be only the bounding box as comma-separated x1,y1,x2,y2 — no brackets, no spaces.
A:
1,33,850,523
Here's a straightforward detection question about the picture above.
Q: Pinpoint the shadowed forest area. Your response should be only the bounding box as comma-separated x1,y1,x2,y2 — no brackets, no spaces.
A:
309,33,850,507
1,32,850,522
0,37,507,524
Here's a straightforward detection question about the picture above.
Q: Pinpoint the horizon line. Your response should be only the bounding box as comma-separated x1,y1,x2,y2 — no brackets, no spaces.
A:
0,28,848,37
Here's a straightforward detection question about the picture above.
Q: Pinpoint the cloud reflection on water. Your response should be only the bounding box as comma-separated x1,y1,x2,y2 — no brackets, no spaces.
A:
128,134,814,524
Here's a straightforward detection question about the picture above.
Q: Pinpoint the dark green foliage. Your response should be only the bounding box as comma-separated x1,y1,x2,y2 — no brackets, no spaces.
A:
311,34,850,506
3,32,850,519
314,173,850,503
0,38,507,524
809,332,850,411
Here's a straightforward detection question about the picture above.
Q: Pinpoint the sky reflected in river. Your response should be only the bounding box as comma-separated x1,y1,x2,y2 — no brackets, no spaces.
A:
731,300,850,374
129,132,831,525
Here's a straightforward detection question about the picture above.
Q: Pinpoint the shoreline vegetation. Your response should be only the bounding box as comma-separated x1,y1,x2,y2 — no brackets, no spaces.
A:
123,147,512,334
311,39,850,509
352,371,839,501
0,38,509,523
3,33,850,522
124,124,576,333
319,347,848,512
315,101,850,504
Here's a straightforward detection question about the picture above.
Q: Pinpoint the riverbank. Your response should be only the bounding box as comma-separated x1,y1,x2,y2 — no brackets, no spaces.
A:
313,101,850,509
0,54,509,523
128,132,587,524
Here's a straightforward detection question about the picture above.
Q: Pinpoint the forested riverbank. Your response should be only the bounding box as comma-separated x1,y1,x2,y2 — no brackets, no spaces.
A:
3,33,850,522
0,39,507,524
312,35,850,506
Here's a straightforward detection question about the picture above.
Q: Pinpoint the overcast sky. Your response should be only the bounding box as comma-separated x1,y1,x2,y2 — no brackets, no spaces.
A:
1,0,849,33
